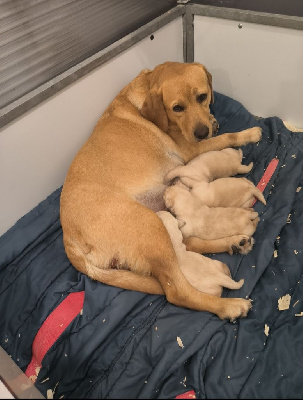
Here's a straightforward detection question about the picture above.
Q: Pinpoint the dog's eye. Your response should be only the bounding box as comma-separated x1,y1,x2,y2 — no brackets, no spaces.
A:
197,94,207,103
172,105,185,112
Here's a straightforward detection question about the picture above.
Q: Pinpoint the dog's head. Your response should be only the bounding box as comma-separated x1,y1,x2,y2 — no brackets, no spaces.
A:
140,62,217,143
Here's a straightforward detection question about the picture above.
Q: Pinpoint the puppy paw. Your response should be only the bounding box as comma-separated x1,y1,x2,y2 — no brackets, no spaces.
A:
229,236,255,255
163,188,174,211
242,211,259,236
218,298,252,321
251,215,260,230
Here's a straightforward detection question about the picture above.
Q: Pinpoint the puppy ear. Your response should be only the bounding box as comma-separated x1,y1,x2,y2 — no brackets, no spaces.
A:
141,89,169,132
177,219,186,229
203,66,214,104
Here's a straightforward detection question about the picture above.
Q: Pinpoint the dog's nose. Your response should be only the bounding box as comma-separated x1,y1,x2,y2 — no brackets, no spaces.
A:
194,124,209,141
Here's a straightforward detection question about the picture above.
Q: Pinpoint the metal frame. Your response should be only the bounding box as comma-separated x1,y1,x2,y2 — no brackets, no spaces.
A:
183,5,195,63
190,4,303,30
0,2,303,129
184,3,303,63
0,346,44,399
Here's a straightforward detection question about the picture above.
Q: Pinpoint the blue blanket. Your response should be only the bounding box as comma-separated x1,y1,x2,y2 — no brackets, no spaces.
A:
1,92,303,399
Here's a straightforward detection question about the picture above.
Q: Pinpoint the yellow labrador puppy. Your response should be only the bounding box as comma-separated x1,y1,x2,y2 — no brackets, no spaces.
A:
163,183,259,254
157,211,244,299
165,148,252,184
164,176,266,209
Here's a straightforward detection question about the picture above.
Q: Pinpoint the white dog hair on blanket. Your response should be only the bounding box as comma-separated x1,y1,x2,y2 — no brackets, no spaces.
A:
157,211,244,297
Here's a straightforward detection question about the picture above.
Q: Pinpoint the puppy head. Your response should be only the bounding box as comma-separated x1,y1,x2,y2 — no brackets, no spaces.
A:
163,184,191,208
141,62,216,143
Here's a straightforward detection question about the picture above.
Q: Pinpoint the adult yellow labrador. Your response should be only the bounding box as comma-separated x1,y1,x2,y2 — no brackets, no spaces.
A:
60,62,261,320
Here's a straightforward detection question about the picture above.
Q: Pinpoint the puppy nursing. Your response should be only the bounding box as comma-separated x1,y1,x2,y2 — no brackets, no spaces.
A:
165,176,265,209
164,185,259,238
164,148,264,253
157,211,244,297
165,148,253,184
165,148,265,208
189,177,266,208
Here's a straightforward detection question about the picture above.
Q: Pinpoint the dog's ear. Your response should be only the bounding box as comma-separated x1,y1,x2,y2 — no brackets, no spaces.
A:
141,89,169,132
203,66,214,104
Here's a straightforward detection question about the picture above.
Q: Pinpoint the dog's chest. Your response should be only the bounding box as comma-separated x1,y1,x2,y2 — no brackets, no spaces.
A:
135,185,167,212
135,150,184,212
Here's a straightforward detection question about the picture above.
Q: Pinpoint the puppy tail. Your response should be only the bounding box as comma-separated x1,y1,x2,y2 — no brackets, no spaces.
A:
222,277,244,290
238,161,253,174
253,187,267,205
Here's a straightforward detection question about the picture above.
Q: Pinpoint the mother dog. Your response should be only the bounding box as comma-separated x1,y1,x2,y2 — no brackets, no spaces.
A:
60,62,261,320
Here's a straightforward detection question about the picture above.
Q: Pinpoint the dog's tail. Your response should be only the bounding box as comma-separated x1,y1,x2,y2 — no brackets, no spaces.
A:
86,264,165,295
64,236,165,295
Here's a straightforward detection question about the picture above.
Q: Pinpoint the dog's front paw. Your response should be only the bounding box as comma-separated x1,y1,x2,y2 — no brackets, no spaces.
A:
231,127,262,147
218,298,252,321
229,236,255,255
248,126,262,143
210,114,219,135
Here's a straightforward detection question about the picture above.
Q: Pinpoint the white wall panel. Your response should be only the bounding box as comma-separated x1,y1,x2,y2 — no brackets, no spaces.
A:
195,15,303,126
0,18,183,236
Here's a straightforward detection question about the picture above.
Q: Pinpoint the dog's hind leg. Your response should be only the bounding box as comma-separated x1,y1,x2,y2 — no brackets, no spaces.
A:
150,252,252,320
65,199,252,320
123,208,252,320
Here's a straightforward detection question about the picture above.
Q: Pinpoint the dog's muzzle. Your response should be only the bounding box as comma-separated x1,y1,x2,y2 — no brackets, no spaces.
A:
194,124,209,141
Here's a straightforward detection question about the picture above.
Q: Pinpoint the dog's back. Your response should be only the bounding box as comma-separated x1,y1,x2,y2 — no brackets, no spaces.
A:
61,73,172,277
